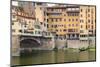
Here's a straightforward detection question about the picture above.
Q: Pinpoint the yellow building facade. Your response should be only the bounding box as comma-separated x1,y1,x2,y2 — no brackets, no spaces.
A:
80,6,96,40
46,5,96,40
46,5,80,40
46,7,67,36
66,6,80,40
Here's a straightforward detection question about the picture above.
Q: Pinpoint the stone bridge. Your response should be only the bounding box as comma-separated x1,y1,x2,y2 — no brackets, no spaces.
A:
12,35,55,56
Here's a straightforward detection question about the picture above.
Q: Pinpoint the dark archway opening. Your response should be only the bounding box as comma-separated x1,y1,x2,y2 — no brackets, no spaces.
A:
20,39,40,48
20,39,41,55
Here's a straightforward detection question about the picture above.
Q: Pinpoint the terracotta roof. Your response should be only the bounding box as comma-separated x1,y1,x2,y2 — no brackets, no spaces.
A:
17,14,36,19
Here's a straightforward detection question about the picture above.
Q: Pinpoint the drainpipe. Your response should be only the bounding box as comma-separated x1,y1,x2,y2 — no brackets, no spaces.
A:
65,34,68,48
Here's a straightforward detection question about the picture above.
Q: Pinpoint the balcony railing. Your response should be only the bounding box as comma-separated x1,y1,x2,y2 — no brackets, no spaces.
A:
67,37,79,40
46,10,62,13
67,10,80,13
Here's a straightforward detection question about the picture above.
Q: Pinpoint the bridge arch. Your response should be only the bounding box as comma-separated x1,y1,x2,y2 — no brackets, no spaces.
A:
20,38,41,48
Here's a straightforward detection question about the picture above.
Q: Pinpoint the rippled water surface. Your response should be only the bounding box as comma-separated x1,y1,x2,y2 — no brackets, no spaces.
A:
12,50,95,66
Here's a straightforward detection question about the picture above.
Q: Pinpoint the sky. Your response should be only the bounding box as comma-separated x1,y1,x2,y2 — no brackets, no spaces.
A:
12,1,18,6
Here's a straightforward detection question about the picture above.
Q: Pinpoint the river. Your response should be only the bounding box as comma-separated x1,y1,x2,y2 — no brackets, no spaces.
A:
11,50,95,66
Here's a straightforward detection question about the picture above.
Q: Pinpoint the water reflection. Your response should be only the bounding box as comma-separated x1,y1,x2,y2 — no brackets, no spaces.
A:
12,50,95,66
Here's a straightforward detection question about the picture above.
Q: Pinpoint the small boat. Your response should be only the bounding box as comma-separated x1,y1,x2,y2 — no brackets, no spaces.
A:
79,47,88,51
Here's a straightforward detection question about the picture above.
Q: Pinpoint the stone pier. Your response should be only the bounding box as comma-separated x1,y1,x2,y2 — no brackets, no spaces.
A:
55,39,67,49
12,35,20,56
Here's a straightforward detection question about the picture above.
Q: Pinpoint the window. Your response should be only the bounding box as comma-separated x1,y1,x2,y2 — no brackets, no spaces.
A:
60,18,62,21
86,25,88,29
24,25,27,28
51,25,53,28
81,14,83,17
56,29,58,32
92,25,93,29
80,30,84,33
88,9,90,12
80,20,82,23
72,34,75,37
72,19,74,21
50,13,61,16
91,20,93,24
48,32,50,36
76,19,78,21
63,29,67,32
32,2,35,6
74,13,76,16
44,23,46,27
47,24,49,28
38,31,41,34
72,24,74,26
88,19,90,23
81,25,83,28
12,22,14,25
69,24,71,27
12,15,15,18
44,18,46,21
40,7,42,10
69,19,71,22
68,29,74,32
55,25,57,28
75,13,79,16
89,30,93,32
37,3,42,5
82,35,87,37
81,9,82,12
64,14,66,16
51,9,53,11
80,20,83,23
56,19,58,22
61,25,63,27
80,35,86,37
47,19,49,22
19,30,22,32
40,22,43,25
51,18,53,22
35,31,37,34
72,13,74,16
44,11,46,16
64,19,66,21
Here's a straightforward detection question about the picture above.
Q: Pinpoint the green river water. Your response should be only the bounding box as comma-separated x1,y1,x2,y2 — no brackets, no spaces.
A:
11,50,95,66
